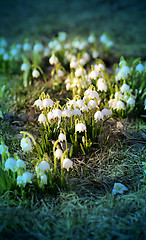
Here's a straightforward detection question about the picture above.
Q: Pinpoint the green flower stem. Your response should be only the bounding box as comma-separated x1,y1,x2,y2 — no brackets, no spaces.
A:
99,120,104,135
85,130,88,148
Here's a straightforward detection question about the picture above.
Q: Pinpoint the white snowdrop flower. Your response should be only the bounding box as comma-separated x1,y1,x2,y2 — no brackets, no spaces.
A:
136,64,145,73
91,91,99,99
17,176,23,185
76,100,84,109
62,109,72,117
115,92,123,100
120,84,130,93
0,144,8,154
75,67,86,77
58,133,66,141
116,66,130,80
49,55,58,65
10,48,19,57
88,70,99,79
67,100,77,108
100,34,108,43
108,99,117,110
94,111,104,120
79,58,86,66
53,109,62,118
72,108,81,116
63,158,73,171
116,101,125,110
34,99,43,108
0,48,5,55
58,69,64,77
83,53,90,62
97,82,107,92
70,60,79,69
102,109,112,116
127,97,135,107
48,39,58,49
40,174,47,187
88,100,96,109
112,183,128,195
92,51,99,59
66,83,71,90
5,158,17,172
88,34,96,43
54,149,63,158
58,32,67,41
32,69,40,78
94,63,105,72
20,137,32,152
84,89,92,97
16,159,26,169
43,47,50,57
22,172,32,186
39,161,50,172
75,123,86,132
80,104,88,112
23,43,31,51
3,53,9,61
0,39,7,47
0,110,3,118
43,99,54,108
64,43,71,49
33,43,43,52
38,113,47,123
55,43,62,51
21,63,29,71
97,78,105,85
47,111,54,121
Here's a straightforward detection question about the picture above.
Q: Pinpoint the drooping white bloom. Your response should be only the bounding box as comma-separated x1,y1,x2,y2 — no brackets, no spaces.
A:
16,159,26,169
88,70,99,79
120,84,130,93
40,174,47,187
43,99,54,108
63,158,73,171
23,43,31,51
33,43,43,52
32,69,40,78
22,172,32,186
116,66,130,80
102,109,112,116
39,161,50,172
78,58,86,66
47,111,54,121
83,53,90,62
58,133,66,141
112,183,128,195
72,108,81,116
21,63,29,71
4,158,17,172
53,109,62,118
97,81,107,92
49,55,58,65
34,99,43,108
88,100,96,109
62,109,72,117
136,63,145,73
0,39,7,47
76,100,84,109
108,99,117,110
88,34,96,43
0,144,8,154
92,51,99,59
115,92,123,100
75,67,86,77
38,113,47,123
116,101,125,110
17,176,23,185
94,111,104,120
127,97,135,107
100,34,114,48
58,69,64,77
70,60,79,69
54,149,63,158
58,31,67,41
20,137,32,152
75,123,86,132
43,47,50,57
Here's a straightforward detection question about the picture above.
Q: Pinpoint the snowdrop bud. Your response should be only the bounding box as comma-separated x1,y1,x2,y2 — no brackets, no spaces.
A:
22,172,32,185
94,111,104,120
43,99,53,108
23,43,31,51
136,64,145,73
63,158,73,171
112,183,128,195
39,161,50,172
21,63,29,71
43,47,50,57
120,84,130,93
17,176,23,185
5,158,17,172
88,100,96,109
75,123,86,132
47,111,54,120
20,137,32,152
32,69,40,78
16,159,26,169
38,113,47,123
0,144,8,154
58,69,64,77
49,55,58,65
58,133,66,141
54,149,63,158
